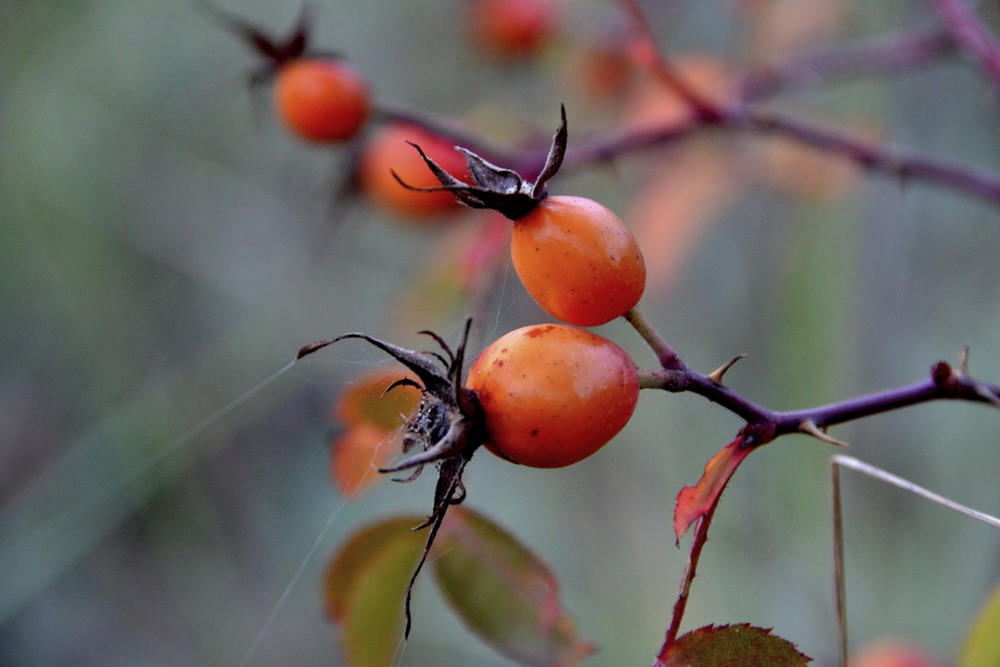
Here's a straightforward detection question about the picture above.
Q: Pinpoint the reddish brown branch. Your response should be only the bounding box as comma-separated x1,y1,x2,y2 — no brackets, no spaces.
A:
618,0,725,122
635,323,1000,649
640,348,1000,436
934,0,1000,89
739,27,958,100
370,4,1000,209
656,478,724,665
737,108,1000,202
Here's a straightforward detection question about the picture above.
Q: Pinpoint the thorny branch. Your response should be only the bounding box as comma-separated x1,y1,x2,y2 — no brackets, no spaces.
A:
630,308,1000,443
737,26,958,100
386,3,1000,206
624,304,1000,664
328,4,1000,660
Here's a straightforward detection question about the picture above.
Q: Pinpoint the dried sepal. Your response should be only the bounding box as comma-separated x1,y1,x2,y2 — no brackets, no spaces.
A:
381,413,476,474
392,105,570,220
297,318,487,636
199,0,341,86
298,331,452,399
531,103,569,198
401,456,469,637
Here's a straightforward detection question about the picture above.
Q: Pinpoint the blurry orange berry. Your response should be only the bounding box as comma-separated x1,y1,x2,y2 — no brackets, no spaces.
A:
468,0,558,59
359,123,469,218
274,58,371,142
330,368,421,499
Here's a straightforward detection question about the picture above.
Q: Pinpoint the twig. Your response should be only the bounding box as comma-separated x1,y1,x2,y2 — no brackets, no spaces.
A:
773,363,1000,435
832,454,1000,529
374,105,522,169
623,307,684,370
831,460,848,667
830,453,1000,666
656,486,723,665
562,106,1000,205
607,0,1000,205
739,26,957,101
369,4,1000,210
640,349,1000,650
618,0,724,122
739,108,1000,203
933,0,1000,89
639,344,1000,436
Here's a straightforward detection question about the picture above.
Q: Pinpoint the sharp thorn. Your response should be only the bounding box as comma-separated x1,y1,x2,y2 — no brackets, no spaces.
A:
799,420,850,447
958,344,971,376
972,383,1000,408
707,354,747,385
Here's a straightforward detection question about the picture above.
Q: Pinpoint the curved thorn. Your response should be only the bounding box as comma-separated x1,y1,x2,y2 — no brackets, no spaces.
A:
799,419,850,447
972,382,1000,408
707,354,747,385
382,377,423,396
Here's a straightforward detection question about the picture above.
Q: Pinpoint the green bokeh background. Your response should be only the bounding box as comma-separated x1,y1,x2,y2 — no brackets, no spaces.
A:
2,1,999,665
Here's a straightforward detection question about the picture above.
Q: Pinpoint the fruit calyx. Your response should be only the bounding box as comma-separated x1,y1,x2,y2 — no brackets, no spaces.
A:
202,1,342,84
393,105,568,220
297,319,487,636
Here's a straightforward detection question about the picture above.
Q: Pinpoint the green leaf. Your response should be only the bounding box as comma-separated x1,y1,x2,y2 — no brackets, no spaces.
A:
960,581,1000,667
657,624,811,667
323,515,426,667
432,506,597,666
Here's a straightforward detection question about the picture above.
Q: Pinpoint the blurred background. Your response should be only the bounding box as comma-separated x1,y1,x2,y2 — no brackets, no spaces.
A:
2,0,1000,665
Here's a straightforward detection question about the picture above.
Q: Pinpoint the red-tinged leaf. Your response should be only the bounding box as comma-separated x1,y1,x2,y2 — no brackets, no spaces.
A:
629,143,741,292
335,368,421,431
657,624,810,667
330,369,421,499
432,506,597,667
323,516,426,667
961,582,1000,667
329,423,398,500
674,436,752,540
